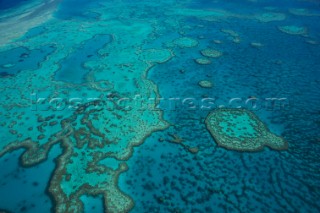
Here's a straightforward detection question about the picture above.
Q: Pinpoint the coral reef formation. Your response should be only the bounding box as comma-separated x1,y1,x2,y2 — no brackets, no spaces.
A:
198,80,213,88
205,109,288,151
255,13,286,22
173,37,198,48
278,25,308,35
194,58,211,65
200,49,223,58
0,3,172,212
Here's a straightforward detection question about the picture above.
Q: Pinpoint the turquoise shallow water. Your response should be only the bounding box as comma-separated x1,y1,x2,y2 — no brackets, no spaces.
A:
0,0,320,212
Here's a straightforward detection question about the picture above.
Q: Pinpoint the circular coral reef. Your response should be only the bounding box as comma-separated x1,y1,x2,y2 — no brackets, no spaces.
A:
205,108,288,151
200,48,223,58
173,37,198,48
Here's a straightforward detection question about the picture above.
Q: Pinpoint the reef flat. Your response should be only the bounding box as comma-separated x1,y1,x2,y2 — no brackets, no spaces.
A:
0,1,174,212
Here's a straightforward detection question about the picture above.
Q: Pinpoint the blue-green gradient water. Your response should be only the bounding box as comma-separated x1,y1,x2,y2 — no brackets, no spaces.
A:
0,0,319,212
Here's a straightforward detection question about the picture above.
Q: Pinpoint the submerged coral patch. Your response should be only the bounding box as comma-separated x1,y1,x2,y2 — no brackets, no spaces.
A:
205,109,288,151
198,80,213,88
220,29,241,43
255,12,286,22
305,40,319,45
200,48,223,58
2,63,15,68
278,25,308,35
167,8,232,19
289,8,320,17
138,49,173,64
194,58,211,65
173,37,199,48
251,42,263,48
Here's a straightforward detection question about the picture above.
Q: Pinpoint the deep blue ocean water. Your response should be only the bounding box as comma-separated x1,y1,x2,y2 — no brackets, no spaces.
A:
0,0,27,10
0,0,319,212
